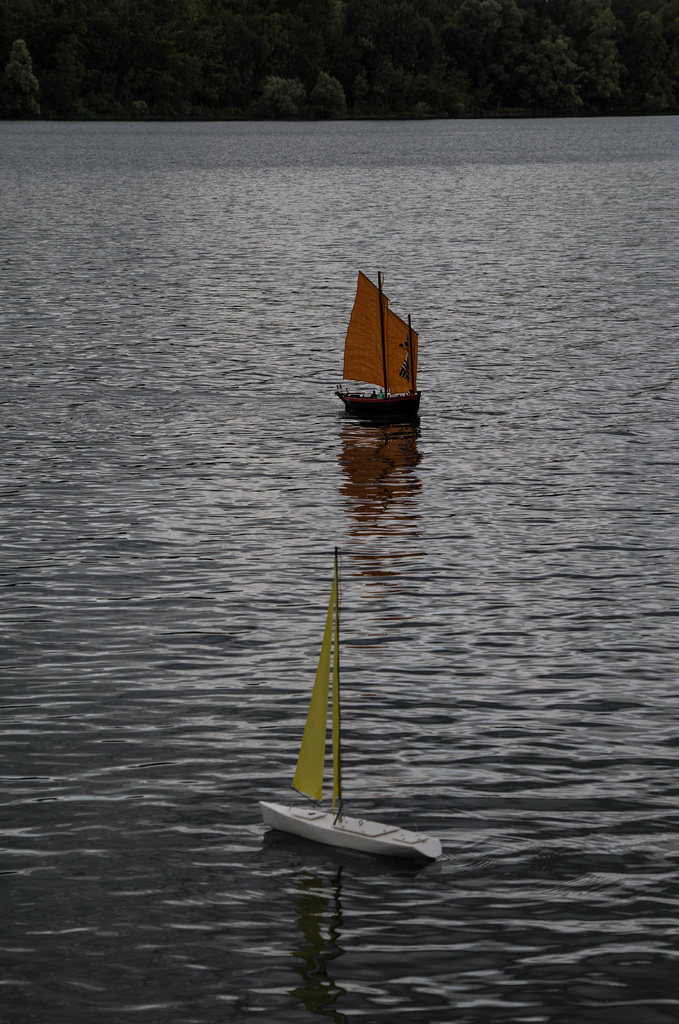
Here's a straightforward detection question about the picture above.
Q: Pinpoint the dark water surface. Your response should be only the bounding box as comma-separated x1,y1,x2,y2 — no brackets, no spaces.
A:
1,118,678,1023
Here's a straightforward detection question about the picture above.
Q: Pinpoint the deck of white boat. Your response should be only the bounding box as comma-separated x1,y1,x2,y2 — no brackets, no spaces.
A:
289,805,424,844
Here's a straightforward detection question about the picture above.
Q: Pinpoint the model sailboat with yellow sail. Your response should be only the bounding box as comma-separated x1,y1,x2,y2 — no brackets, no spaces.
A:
335,272,421,419
259,550,441,862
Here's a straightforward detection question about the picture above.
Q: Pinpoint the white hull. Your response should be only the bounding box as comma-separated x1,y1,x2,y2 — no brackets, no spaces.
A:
260,801,441,862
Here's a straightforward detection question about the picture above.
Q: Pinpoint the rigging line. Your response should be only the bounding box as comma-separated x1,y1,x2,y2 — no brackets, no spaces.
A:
333,545,344,823
404,789,420,836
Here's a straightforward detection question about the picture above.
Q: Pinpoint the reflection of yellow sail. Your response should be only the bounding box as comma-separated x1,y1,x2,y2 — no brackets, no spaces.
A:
292,557,342,812
343,273,417,396
291,870,346,1020
339,422,422,523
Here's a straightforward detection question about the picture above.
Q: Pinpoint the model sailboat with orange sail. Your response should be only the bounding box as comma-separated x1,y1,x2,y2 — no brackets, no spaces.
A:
336,272,421,419
259,550,441,862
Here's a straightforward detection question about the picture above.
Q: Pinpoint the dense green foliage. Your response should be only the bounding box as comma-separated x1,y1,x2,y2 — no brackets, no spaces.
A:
1,0,678,118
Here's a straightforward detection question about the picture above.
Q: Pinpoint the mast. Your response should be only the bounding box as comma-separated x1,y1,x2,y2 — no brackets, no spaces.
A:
377,272,388,395
407,314,415,394
332,547,343,818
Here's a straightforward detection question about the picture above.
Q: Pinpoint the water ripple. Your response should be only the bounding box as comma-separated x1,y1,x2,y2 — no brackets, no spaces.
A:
2,118,679,1024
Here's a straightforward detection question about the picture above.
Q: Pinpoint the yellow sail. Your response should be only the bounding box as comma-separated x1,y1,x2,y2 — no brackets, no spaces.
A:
292,578,336,802
343,272,417,396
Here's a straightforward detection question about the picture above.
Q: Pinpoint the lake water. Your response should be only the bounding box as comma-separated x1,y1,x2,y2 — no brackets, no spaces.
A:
1,116,678,1023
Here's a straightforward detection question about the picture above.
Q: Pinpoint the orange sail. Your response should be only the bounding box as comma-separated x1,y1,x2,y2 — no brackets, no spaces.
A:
385,306,418,395
343,272,417,396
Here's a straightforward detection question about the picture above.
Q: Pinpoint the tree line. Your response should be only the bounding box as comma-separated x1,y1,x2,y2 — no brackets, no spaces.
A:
1,0,678,120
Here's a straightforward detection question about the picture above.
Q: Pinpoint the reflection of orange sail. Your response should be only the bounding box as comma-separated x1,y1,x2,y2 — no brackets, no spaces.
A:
339,421,422,527
343,273,418,396
339,421,423,583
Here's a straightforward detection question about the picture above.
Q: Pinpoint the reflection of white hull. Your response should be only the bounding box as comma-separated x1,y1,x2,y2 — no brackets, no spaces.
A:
260,801,441,862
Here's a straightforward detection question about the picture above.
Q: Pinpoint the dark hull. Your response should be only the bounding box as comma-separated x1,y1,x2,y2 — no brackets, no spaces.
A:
336,390,421,419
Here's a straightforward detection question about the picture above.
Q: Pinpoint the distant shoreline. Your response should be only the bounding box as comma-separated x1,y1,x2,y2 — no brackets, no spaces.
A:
6,110,678,124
